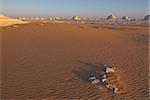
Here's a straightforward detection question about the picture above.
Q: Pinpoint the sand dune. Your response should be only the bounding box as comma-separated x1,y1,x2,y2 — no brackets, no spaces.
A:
1,22,149,99
0,14,29,27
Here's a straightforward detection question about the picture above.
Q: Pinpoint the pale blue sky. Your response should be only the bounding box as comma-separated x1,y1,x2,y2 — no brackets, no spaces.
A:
0,0,149,18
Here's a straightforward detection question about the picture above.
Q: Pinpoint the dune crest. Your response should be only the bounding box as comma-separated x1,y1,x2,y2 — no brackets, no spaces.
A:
0,14,29,27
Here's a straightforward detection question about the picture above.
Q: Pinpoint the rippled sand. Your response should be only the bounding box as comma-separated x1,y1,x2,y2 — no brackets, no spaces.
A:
1,22,149,99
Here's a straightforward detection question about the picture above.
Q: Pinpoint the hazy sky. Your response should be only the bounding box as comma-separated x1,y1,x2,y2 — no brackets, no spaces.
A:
0,0,149,18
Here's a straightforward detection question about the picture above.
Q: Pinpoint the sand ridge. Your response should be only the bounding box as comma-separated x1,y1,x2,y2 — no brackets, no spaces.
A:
0,14,29,27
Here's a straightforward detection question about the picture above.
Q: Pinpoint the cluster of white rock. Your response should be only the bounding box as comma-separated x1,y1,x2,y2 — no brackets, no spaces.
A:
18,15,150,21
19,17,65,21
107,14,150,21
19,17,49,20
106,15,129,20
18,16,81,21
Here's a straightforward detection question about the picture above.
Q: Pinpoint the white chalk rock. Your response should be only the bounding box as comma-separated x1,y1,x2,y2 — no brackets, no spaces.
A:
114,87,118,93
102,78,108,82
91,79,100,84
89,76,96,81
106,67,115,73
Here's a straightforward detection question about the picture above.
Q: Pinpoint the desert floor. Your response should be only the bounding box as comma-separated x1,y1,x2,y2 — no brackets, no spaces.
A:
1,22,149,99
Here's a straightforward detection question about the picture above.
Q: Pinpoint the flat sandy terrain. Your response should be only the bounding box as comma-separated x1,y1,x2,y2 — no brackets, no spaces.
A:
1,22,149,99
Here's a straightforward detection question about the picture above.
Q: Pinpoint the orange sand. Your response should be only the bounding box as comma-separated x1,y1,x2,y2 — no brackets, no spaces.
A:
1,22,149,99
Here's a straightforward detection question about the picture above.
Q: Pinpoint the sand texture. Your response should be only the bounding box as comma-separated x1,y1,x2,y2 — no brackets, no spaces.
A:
1,22,149,99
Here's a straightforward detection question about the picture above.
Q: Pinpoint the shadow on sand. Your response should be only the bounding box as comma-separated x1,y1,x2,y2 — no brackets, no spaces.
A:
72,61,106,82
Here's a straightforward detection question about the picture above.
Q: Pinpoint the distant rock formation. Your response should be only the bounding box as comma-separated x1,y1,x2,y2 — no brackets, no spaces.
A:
107,15,117,20
0,14,29,27
72,16,81,21
122,16,129,20
144,15,150,20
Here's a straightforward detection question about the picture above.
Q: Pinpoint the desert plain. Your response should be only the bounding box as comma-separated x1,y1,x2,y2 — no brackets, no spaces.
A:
0,19,149,99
